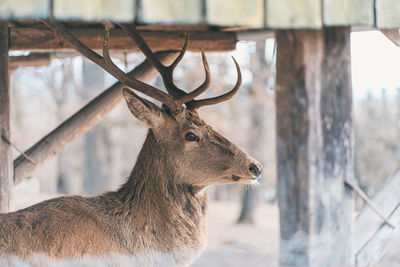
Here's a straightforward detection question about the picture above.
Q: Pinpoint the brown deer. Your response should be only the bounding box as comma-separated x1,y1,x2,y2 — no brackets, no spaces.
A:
0,21,263,266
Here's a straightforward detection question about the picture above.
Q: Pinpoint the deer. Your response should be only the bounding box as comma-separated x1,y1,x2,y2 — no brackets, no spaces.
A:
0,21,263,266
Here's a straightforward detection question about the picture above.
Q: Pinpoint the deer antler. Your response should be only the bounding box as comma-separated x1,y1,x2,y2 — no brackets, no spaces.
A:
44,20,242,112
118,24,242,111
185,57,242,110
118,25,211,107
43,20,180,113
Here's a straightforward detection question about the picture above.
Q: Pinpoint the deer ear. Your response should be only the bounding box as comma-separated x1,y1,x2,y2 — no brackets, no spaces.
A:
123,88,165,128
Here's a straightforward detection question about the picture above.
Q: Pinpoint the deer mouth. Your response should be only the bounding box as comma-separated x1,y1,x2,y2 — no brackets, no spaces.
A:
231,175,260,184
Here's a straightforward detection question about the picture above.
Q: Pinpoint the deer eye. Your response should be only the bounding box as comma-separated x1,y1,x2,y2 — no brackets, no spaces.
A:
185,132,198,142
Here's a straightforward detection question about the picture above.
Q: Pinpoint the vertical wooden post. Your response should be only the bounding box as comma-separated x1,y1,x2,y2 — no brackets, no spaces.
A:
0,22,12,212
275,27,354,267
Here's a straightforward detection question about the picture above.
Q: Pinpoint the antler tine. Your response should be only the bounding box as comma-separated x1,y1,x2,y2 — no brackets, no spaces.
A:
119,25,213,107
43,20,179,112
186,56,242,110
120,25,209,101
177,50,211,105
102,23,113,64
118,24,166,76
169,33,189,71
118,24,184,98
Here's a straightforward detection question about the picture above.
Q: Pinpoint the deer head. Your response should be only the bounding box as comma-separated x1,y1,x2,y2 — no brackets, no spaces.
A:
44,21,263,187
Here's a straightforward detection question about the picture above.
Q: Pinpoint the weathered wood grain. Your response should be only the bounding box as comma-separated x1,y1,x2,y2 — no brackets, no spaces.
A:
2,0,397,30
376,0,400,28
0,22,13,212
356,206,400,266
0,0,49,19
206,0,264,27
275,28,354,267
323,0,374,26
138,0,202,24
53,0,134,22
267,0,322,29
9,27,237,52
10,53,51,71
381,29,400,46
354,169,400,266
14,52,178,184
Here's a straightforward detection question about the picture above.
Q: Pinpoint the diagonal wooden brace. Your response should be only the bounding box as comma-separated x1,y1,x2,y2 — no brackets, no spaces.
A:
14,51,178,185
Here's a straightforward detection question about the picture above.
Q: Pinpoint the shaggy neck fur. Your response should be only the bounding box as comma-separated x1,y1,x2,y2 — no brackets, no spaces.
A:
114,130,208,255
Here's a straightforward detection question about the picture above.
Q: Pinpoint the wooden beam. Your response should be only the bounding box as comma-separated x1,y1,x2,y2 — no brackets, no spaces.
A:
267,0,322,29
376,0,400,28
9,27,237,52
354,169,400,266
206,0,265,27
10,53,52,70
275,27,354,267
0,22,13,212
323,0,374,27
236,29,275,41
380,29,400,47
14,51,178,185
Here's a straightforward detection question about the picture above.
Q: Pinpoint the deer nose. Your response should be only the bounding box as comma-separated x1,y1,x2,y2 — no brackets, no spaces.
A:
249,163,262,178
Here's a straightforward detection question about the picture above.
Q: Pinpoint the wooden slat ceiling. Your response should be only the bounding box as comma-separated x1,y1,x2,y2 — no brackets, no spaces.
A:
0,0,399,29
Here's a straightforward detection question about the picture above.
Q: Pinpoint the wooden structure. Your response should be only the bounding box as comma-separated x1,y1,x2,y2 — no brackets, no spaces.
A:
1,1,400,266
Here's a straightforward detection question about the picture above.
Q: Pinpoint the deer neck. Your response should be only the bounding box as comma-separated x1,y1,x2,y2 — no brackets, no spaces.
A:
115,130,208,254
116,129,208,217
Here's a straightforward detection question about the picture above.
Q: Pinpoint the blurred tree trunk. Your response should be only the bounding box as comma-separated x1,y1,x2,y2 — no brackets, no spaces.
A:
237,102,266,223
83,125,113,194
47,59,76,194
81,59,113,195
237,40,274,223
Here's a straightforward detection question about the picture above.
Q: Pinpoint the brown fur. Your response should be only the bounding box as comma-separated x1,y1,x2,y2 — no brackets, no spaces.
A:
0,90,261,265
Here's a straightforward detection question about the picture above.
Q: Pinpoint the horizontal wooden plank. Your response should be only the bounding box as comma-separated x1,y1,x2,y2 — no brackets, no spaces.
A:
0,0,49,19
266,0,322,28
53,0,134,22
206,0,264,27
9,27,237,52
323,0,374,26
376,0,400,28
0,0,385,29
138,0,202,24
354,169,400,265
10,53,51,70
